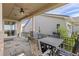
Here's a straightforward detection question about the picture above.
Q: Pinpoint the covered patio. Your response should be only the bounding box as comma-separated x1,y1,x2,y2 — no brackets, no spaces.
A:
0,3,79,56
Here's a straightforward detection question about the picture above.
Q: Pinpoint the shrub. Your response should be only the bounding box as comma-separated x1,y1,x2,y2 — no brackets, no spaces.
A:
58,25,77,52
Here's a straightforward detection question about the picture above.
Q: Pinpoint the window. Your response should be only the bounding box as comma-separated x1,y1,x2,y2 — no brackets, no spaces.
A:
4,21,16,36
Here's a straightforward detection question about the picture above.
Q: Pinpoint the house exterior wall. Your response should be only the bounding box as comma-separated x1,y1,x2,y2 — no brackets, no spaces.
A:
34,15,66,35
73,25,79,32
23,15,73,37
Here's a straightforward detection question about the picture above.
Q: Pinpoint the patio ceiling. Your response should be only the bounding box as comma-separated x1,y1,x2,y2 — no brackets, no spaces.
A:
3,3,65,21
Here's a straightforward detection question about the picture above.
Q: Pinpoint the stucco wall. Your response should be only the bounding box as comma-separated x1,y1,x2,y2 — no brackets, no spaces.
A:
34,15,66,35
73,25,79,32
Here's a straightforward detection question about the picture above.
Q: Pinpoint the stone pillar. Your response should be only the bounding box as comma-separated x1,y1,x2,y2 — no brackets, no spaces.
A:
28,37,41,56
0,3,4,56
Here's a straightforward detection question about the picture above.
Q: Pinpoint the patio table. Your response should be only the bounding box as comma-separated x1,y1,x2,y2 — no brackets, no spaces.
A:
39,37,63,47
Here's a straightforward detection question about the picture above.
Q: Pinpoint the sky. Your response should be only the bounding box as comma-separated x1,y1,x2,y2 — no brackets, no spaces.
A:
46,3,79,17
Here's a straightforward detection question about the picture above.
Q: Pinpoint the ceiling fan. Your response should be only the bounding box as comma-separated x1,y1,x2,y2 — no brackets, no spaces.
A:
14,7,30,17
20,8,24,15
